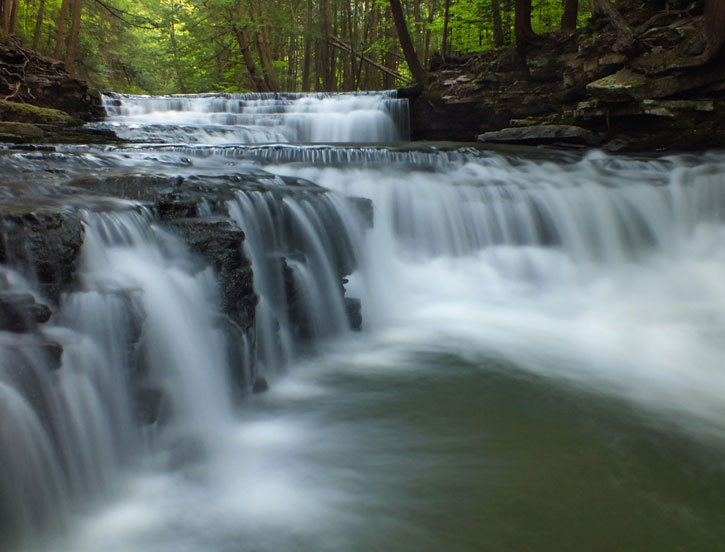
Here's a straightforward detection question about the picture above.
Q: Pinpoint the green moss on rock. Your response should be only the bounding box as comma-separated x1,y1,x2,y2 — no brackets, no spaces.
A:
0,100,78,126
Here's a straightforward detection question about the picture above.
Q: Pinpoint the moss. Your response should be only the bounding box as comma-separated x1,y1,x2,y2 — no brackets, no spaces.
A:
0,100,79,126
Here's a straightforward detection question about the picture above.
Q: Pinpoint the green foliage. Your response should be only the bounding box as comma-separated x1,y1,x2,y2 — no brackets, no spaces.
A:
11,0,591,93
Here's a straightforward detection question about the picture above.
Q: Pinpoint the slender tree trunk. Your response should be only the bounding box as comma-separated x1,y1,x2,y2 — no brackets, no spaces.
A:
320,0,334,90
169,0,186,92
54,0,70,59
411,0,423,54
423,0,436,67
1,0,11,32
301,0,312,91
8,0,17,34
441,0,451,58
514,0,535,55
389,0,427,86
251,4,280,92
491,0,504,46
561,0,578,30
234,2,268,92
64,0,82,72
32,0,47,49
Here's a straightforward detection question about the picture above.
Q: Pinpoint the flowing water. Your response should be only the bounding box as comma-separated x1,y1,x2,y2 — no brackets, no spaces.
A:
1,92,725,551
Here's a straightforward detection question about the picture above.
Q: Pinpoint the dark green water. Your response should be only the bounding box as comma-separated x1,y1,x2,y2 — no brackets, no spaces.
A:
219,346,725,552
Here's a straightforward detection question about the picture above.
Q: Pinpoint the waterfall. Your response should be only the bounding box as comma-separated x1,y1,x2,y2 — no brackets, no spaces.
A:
1,92,725,551
99,91,409,144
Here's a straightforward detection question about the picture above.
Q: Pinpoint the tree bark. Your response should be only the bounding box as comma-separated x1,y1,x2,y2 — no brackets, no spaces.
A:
251,4,280,92
389,0,427,86
561,0,578,30
491,0,504,47
441,0,451,58
8,0,17,34
320,0,334,90
54,0,70,59
64,0,82,72
301,0,312,91
514,0,536,55
234,2,268,92
32,0,47,49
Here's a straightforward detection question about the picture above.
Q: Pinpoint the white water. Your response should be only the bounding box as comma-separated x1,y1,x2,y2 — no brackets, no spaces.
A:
1,92,725,551
100,92,408,144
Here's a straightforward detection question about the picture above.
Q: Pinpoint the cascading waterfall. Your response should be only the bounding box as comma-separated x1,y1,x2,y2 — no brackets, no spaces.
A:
1,91,725,551
98,91,408,144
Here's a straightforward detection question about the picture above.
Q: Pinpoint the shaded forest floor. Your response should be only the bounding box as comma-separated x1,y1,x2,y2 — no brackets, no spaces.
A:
409,2,725,150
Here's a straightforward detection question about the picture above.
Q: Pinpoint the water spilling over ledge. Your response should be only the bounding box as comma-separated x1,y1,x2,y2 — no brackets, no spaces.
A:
1,92,725,551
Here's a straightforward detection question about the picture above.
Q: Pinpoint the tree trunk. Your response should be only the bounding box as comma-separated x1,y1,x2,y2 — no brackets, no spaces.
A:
235,2,268,92
514,0,536,55
588,0,633,51
423,0,436,67
491,0,504,47
0,0,11,32
7,0,17,34
441,0,451,58
251,4,280,92
54,0,70,59
32,0,47,49
389,0,427,86
320,0,334,90
561,0,578,30
64,0,82,73
301,0,312,91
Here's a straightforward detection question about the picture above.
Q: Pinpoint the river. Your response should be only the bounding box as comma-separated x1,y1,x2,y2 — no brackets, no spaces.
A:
1,91,724,551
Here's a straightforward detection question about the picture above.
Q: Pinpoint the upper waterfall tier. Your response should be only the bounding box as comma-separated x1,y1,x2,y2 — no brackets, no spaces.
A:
100,91,409,145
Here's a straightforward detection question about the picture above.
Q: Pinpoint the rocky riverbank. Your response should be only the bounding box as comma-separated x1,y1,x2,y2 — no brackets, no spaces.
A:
0,35,113,144
405,9,725,151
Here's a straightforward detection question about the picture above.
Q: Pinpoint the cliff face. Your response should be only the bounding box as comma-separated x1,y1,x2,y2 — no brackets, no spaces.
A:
407,12,725,151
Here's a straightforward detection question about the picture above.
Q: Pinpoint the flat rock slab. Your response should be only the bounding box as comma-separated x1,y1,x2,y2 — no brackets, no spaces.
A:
477,125,602,146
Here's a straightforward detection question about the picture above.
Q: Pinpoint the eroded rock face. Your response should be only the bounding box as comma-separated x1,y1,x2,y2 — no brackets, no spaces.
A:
0,211,84,304
478,125,602,146
0,37,103,120
406,14,725,151
164,218,257,331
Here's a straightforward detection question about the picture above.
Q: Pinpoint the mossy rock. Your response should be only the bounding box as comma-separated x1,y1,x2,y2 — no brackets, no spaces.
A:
0,100,79,126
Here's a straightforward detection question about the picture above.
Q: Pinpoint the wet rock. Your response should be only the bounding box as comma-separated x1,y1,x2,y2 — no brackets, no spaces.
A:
586,67,725,102
346,196,374,228
252,377,269,394
345,297,362,331
165,217,257,330
134,387,163,425
0,211,84,304
0,292,52,332
477,125,602,147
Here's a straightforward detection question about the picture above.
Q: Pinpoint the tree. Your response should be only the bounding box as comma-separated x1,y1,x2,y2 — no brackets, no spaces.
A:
54,0,70,59
514,0,535,55
491,0,504,47
561,0,577,30
389,0,427,86
64,0,83,72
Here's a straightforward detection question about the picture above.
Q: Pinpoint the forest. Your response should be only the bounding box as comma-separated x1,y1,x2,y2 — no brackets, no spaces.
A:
0,0,596,94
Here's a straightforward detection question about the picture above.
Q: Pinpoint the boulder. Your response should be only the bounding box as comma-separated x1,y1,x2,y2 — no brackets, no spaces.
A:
477,125,602,146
